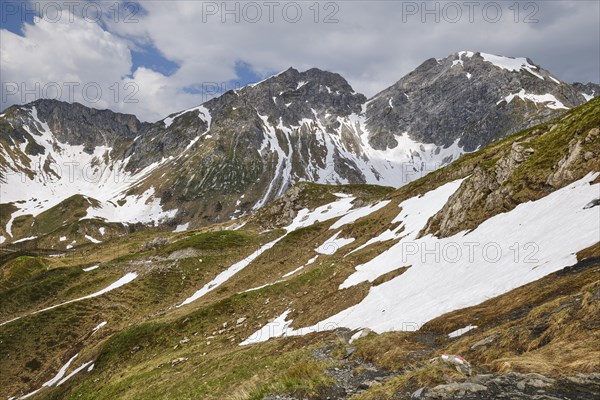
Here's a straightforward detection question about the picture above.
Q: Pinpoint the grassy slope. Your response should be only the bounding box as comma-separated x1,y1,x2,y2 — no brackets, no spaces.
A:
0,99,598,399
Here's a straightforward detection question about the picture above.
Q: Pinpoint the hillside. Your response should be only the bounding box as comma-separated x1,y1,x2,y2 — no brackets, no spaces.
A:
0,97,598,400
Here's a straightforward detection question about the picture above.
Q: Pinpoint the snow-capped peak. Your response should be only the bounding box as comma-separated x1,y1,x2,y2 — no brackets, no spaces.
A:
480,52,544,79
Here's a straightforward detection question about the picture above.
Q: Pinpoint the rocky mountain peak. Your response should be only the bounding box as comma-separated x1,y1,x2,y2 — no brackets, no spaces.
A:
2,99,145,156
249,66,356,94
200,67,366,128
365,51,591,152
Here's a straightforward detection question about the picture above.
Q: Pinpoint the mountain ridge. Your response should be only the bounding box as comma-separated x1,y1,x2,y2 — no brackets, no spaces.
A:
1,51,598,243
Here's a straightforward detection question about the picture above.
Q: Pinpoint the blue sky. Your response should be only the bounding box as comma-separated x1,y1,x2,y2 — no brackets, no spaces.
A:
1,0,599,121
0,0,268,91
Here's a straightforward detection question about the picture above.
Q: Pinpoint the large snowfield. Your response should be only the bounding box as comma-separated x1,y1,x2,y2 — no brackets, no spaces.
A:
242,173,600,344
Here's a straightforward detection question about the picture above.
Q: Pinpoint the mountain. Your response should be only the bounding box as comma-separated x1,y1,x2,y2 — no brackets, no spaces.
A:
0,52,597,244
366,51,588,151
0,97,598,400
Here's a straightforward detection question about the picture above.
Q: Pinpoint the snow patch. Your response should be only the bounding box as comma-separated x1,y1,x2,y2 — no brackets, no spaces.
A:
57,361,93,386
174,222,189,232
286,196,356,232
12,236,38,243
91,321,107,333
178,237,285,306
43,354,79,387
242,280,284,293
316,173,600,333
481,53,544,79
85,234,102,244
330,200,390,230
163,105,211,129
315,231,355,255
0,273,137,326
448,324,477,338
581,92,594,102
241,174,600,342
85,188,177,225
498,89,568,110
282,255,318,278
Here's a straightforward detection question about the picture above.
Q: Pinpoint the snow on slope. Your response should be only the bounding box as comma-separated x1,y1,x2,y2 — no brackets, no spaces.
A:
349,179,465,256
177,236,285,306
252,109,465,202
315,231,355,255
282,255,318,278
242,173,600,344
0,106,200,236
3,94,466,233
480,52,544,79
42,354,79,387
85,188,177,225
448,324,478,338
179,193,388,306
13,353,93,399
91,321,107,334
163,105,211,129
56,360,94,386
330,200,391,230
0,273,138,327
498,89,568,110
240,310,295,345
333,115,464,187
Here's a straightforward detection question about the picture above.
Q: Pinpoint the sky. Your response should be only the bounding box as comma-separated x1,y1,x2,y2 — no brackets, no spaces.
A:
1,0,599,122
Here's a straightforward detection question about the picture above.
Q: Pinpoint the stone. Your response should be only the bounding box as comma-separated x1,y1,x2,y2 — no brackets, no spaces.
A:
425,382,487,398
170,357,188,367
584,127,599,143
471,335,496,350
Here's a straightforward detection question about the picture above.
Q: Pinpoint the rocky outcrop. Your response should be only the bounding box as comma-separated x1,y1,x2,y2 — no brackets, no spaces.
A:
422,101,599,239
573,82,600,99
412,372,600,400
547,127,599,188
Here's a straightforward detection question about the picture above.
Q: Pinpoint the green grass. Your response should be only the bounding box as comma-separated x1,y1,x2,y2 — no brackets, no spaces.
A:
33,195,101,236
159,230,268,255
0,255,47,290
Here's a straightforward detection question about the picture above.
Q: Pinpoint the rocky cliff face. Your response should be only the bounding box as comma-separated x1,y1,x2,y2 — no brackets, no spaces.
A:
421,100,600,238
366,51,589,152
1,52,598,239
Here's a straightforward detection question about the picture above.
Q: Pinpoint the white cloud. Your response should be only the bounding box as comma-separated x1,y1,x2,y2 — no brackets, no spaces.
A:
104,0,600,112
1,13,134,110
121,67,200,119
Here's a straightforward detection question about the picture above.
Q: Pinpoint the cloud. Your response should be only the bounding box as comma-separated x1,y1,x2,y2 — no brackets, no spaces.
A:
1,1,598,122
1,12,134,110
